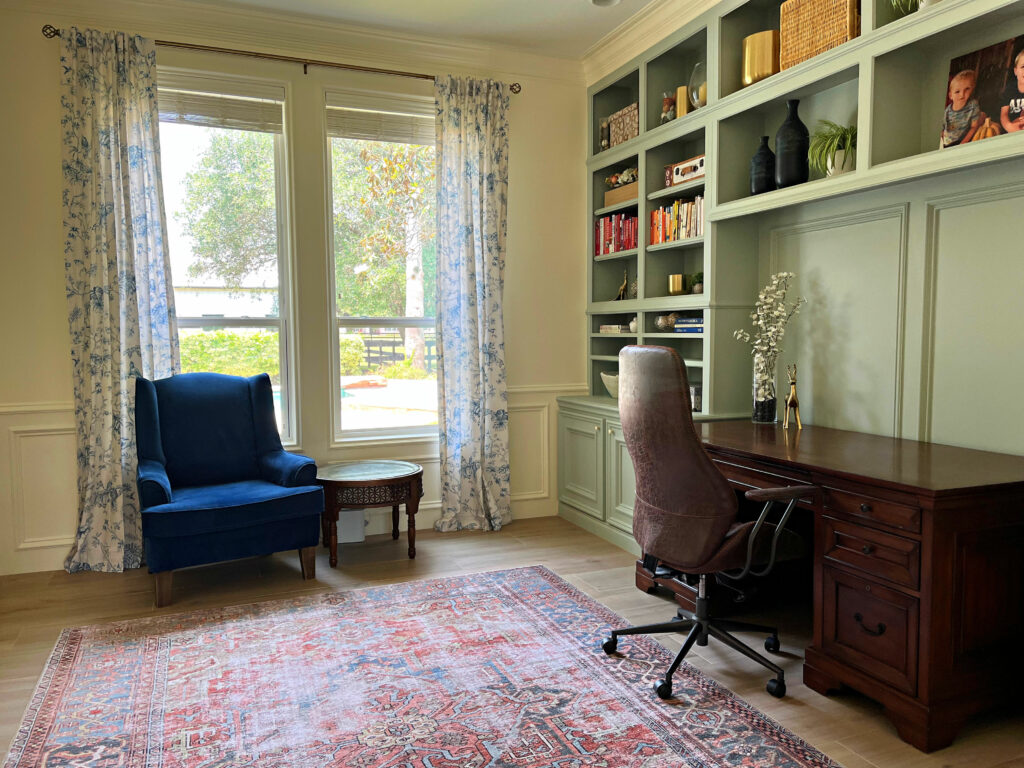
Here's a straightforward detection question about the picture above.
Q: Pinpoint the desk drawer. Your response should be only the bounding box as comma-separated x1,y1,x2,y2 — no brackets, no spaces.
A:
823,567,919,696
823,487,921,534
823,516,920,590
712,459,810,495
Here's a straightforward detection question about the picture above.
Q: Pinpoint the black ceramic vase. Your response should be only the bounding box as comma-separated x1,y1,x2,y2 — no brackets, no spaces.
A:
750,136,776,195
775,99,809,188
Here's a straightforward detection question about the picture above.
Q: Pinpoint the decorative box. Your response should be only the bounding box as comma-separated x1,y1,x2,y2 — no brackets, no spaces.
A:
604,181,638,207
780,0,859,70
665,154,706,187
608,102,639,147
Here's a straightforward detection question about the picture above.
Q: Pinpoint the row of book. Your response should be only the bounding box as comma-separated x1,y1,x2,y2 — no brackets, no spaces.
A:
595,213,639,256
674,316,703,334
650,196,704,245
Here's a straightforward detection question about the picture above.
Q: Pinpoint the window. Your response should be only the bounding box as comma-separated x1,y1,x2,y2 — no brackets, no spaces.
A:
326,89,438,438
157,72,296,442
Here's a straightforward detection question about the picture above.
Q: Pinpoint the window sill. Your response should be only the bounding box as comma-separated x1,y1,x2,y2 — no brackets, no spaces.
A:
331,430,440,449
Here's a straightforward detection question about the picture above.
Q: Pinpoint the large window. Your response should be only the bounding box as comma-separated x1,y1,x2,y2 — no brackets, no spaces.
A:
157,73,295,441
327,91,438,437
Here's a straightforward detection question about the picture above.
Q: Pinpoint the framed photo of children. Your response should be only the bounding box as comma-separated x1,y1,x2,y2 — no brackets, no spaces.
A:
942,36,1024,148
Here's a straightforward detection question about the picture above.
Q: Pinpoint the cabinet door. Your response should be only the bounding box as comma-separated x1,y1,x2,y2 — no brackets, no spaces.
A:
605,420,636,534
558,411,604,519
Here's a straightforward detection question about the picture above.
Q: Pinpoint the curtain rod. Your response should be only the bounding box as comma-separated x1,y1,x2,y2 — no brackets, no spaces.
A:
40,24,522,93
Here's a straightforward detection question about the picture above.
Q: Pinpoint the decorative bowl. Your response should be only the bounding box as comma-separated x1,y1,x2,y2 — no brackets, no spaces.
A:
600,372,619,399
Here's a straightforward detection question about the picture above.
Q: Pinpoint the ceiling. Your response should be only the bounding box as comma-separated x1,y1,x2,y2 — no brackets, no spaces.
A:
196,0,659,58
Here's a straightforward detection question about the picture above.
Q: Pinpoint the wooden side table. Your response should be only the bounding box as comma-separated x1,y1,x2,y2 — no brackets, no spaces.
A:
316,460,424,567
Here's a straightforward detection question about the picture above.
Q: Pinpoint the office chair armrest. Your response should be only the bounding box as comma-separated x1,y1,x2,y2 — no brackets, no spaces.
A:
744,484,818,503
720,484,819,582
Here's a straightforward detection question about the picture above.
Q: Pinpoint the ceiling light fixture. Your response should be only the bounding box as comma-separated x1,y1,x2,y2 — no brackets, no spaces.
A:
591,0,621,6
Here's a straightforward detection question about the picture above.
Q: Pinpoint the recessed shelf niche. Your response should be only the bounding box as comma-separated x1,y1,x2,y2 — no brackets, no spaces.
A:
592,70,641,156
645,28,709,130
717,65,859,204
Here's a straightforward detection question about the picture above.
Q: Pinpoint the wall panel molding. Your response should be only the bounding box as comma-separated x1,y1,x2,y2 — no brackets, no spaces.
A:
769,203,909,436
507,383,588,396
508,402,549,501
7,425,77,552
0,401,74,415
920,181,1024,443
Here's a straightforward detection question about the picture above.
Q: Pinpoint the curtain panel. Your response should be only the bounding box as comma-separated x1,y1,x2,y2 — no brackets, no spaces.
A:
60,27,179,572
433,75,512,532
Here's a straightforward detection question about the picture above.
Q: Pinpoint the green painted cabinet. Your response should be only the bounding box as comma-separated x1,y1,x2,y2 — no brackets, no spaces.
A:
558,397,638,553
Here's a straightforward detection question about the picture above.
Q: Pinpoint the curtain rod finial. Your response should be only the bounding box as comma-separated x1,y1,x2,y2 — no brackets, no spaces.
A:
41,24,60,38
510,83,522,94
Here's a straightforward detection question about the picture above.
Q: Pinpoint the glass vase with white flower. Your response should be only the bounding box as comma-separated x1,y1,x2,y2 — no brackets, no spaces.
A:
733,272,806,423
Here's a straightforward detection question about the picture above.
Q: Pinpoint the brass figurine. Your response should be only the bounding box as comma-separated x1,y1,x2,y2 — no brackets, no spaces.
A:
783,364,802,430
614,269,628,301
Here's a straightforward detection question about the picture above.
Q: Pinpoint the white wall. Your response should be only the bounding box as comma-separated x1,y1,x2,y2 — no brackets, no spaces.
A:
0,0,588,574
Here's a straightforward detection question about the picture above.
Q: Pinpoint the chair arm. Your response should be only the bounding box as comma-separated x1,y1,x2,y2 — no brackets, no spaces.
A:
138,459,172,508
744,485,818,503
260,450,318,487
720,484,820,582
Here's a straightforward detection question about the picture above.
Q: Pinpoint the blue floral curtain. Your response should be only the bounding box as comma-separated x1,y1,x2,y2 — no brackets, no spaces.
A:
60,27,179,572
433,75,512,532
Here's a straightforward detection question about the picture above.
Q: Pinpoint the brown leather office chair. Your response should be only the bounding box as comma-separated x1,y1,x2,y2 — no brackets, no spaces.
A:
602,345,817,700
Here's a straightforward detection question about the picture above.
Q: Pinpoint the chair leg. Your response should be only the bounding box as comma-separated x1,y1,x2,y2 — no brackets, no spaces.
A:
714,618,778,636
610,615,694,639
654,623,703,699
154,571,173,608
299,546,316,580
706,624,785,679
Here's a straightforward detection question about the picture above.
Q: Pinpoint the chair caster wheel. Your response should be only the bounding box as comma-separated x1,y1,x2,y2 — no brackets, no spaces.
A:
654,679,673,699
764,635,780,653
766,678,786,698
602,637,618,655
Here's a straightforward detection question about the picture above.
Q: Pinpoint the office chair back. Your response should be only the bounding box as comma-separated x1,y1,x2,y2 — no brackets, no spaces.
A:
618,345,738,568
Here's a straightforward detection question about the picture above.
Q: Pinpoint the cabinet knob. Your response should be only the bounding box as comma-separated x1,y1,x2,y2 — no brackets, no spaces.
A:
594,425,600,432
859,502,872,513
608,428,613,435
861,544,875,555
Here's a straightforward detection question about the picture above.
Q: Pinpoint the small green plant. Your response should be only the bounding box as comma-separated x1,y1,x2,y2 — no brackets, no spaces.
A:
808,121,857,176
890,0,918,16
691,271,704,285
379,357,434,380
339,334,368,376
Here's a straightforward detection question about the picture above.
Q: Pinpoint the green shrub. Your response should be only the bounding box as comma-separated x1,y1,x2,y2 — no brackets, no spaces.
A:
379,357,434,380
339,334,368,375
180,329,280,382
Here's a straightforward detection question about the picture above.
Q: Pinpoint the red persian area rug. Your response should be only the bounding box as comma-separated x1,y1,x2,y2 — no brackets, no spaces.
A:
4,566,840,768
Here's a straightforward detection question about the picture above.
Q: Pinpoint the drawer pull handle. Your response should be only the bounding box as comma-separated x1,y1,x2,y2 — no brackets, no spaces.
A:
861,544,875,555
854,612,886,637
859,503,872,513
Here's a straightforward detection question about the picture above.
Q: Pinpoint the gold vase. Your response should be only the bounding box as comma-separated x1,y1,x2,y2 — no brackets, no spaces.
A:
742,30,780,88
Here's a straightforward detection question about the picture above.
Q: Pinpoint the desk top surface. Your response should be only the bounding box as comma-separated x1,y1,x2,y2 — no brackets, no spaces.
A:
698,421,1024,496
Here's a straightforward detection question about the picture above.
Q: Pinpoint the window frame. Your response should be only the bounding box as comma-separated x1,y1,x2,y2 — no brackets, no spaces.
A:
324,86,439,443
158,69,300,445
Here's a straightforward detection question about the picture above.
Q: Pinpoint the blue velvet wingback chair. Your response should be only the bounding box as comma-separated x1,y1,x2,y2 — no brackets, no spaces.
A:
135,372,323,606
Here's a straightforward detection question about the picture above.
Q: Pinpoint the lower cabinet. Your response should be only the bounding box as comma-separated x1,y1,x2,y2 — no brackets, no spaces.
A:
557,397,637,550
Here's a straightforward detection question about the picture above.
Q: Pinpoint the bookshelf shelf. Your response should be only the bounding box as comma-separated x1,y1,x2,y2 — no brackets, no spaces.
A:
594,248,639,262
594,199,639,216
648,177,706,200
647,237,705,252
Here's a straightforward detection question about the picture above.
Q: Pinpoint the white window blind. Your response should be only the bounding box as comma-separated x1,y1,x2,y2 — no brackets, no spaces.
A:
325,87,434,145
156,69,286,133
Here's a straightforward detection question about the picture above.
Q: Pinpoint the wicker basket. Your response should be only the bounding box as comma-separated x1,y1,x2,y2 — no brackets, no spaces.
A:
780,0,860,71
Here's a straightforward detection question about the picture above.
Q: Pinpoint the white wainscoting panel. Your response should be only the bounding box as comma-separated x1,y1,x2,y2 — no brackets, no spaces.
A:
1,405,77,574
769,205,908,436
508,403,549,502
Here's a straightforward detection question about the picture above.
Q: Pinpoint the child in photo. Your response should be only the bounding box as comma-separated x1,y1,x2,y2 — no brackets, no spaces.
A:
1000,49,1024,132
942,70,984,147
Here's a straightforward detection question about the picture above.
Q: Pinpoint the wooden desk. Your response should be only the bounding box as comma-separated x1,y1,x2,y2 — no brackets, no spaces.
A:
641,421,1024,752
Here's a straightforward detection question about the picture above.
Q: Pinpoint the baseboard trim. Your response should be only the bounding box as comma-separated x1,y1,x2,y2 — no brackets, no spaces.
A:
558,504,639,556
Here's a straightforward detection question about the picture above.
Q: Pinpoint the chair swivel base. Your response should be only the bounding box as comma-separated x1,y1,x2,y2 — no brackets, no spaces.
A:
602,599,786,700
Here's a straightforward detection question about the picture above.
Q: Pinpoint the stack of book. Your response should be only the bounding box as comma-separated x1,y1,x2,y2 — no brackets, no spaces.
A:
598,324,629,334
674,316,703,334
649,195,704,245
595,213,638,256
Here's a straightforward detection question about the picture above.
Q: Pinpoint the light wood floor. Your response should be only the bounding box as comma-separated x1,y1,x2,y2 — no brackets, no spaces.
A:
1,517,1022,767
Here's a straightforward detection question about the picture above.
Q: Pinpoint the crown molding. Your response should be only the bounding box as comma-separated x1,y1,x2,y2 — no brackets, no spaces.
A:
582,0,717,85
2,0,585,87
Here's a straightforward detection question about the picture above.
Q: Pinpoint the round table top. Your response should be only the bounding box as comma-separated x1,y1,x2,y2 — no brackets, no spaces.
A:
316,460,423,484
